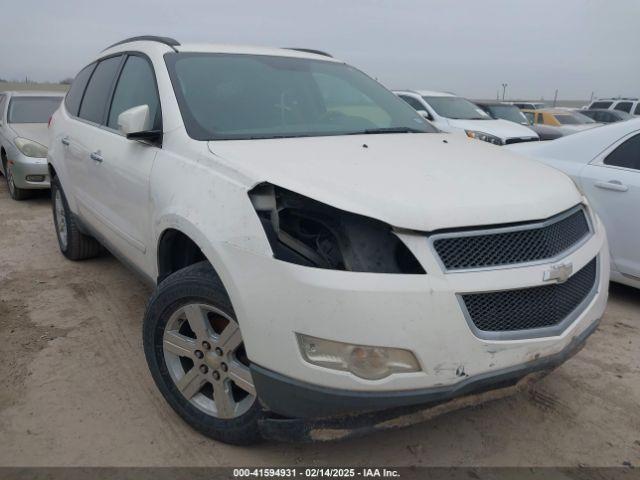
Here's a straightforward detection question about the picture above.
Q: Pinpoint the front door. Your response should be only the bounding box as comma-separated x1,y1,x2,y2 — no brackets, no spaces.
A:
82,53,162,274
580,132,640,280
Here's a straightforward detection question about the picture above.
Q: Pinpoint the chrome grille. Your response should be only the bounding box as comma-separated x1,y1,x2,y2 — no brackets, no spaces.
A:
432,205,590,270
461,257,597,335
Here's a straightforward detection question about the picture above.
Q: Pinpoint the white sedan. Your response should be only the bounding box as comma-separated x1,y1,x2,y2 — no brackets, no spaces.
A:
509,119,640,289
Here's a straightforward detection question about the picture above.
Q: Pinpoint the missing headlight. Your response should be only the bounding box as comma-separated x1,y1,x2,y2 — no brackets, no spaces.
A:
249,183,425,274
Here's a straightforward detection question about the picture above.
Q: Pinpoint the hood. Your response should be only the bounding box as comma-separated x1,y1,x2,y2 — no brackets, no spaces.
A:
208,133,580,232
9,123,50,147
445,118,538,140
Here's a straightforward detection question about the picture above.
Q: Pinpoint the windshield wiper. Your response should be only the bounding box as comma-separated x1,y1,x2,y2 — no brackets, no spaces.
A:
361,127,425,134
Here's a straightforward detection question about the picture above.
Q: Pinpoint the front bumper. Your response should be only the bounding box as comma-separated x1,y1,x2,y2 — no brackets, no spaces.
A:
256,318,598,441
9,153,50,189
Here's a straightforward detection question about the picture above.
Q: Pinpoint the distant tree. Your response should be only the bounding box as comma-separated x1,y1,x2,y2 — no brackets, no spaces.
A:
59,77,74,85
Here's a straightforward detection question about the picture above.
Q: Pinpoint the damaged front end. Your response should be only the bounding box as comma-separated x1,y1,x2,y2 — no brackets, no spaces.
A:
248,183,425,274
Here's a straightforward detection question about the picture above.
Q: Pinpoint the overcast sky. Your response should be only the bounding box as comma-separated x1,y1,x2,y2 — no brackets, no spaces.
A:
1,0,638,100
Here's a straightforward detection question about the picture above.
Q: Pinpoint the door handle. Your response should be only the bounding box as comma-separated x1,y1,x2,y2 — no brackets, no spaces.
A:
89,151,103,163
61,137,70,146
594,180,628,192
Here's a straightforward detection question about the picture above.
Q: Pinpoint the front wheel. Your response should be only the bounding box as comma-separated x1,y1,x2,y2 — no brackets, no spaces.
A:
143,261,262,445
6,163,32,200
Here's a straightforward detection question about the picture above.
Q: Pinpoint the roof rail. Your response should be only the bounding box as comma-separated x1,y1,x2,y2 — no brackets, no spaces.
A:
104,36,180,51
285,48,333,58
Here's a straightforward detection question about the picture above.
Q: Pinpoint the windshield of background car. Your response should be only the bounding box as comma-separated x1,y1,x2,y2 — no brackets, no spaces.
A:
164,53,435,140
7,96,62,123
554,112,595,125
487,105,528,124
422,96,491,120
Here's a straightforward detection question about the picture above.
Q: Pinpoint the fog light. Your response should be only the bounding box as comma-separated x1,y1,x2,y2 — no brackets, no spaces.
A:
26,175,45,182
297,334,420,380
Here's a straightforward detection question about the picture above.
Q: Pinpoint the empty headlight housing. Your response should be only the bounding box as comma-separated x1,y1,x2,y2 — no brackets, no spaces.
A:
465,130,503,145
249,183,425,274
297,334,421,380
14,137,48,158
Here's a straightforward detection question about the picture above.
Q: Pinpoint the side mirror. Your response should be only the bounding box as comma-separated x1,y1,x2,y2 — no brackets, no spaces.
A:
417,110,431,120
118,105,161,143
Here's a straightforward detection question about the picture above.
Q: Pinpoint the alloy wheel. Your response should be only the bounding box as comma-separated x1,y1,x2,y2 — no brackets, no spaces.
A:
162,303,256,419
54,189,68,250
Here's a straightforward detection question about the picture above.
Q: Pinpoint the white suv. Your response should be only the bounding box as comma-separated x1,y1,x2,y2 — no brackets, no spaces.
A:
49,36,609,445
394,90,539,145
586,98,640,116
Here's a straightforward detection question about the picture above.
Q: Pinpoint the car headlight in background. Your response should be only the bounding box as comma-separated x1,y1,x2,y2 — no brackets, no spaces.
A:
249,183,425,274
297,334,421,380
14,137,48,158
465,130,503,145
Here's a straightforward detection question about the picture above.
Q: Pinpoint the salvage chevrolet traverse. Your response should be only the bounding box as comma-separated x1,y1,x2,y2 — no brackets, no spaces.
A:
47,36,609,445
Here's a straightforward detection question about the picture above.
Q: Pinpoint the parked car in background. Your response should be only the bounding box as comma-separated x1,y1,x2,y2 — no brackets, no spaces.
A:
580,109,634,124
508,119,640,289
395,90,538,145
523,108,601,133
586,98,640,116
511,101,547,110
49,36,608,444
475,102,529,126
0,91,63,199
476,102,564,141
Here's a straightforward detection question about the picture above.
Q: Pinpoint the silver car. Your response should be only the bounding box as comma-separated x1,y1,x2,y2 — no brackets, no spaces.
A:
0,91,63,200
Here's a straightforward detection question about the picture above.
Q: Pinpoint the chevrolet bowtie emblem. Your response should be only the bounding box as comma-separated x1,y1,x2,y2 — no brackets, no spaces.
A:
543,262,573,284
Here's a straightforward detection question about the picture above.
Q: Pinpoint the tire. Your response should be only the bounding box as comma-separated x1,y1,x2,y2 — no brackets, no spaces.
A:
51,176,102,260
143,261,263,445
6,163,32,200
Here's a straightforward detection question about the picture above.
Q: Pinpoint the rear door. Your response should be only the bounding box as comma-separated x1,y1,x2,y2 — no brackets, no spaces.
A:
64,57,123,209
81,53,162,273
580,132,640,279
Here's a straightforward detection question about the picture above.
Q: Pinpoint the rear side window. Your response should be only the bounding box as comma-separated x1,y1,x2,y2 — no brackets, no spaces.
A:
635,104,640,115
591,101,612,109
78,55,123,124
65,63,95,116
604,134,640,170
536,113,545,124
399,95,425,112
107,55,161,130
613,101,632,113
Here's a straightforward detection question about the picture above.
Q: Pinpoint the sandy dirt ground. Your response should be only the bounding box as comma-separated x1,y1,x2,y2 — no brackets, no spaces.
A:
0,179,638,468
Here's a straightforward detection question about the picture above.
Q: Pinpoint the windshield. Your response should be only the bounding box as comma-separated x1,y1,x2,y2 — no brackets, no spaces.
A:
422,96,490,120
7,96,62,123
164,53,435,140
554,112,595,125
486,105,528,124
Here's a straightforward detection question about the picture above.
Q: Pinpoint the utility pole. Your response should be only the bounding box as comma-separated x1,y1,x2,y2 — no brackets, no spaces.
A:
501,83,508,101
553,89,558,107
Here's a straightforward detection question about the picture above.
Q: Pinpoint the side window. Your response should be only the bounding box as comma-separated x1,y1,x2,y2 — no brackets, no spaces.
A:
523,111,534,124
591,101,612,109
65,63,96,116
537,113,545,124
399,95,425,112
604,134,640,170
613,101,632,113
0,95,6,121
634,104,640,115
107,55,161,131
78,55,123,124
